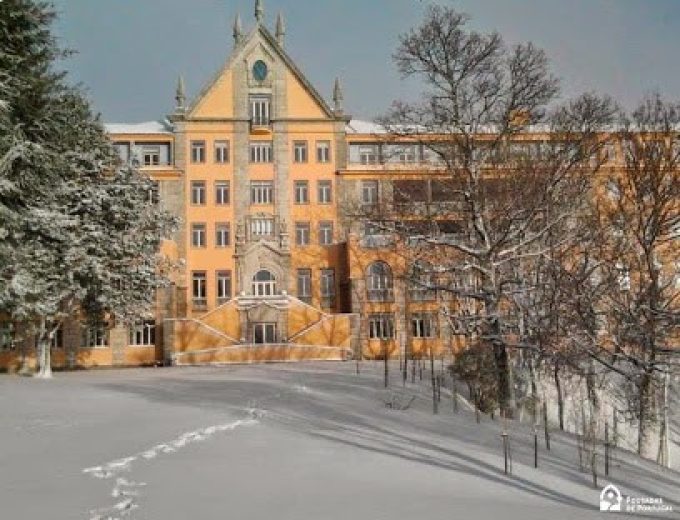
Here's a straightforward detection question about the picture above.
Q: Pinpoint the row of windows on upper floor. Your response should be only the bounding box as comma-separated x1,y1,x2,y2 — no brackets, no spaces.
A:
190,220,335,247
189,180,333,206
112,140,333,167
190,268,337,308
347,141,632,166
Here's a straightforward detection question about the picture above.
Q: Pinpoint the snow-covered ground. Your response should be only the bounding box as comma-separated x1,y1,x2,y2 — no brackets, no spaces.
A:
0,362,677,519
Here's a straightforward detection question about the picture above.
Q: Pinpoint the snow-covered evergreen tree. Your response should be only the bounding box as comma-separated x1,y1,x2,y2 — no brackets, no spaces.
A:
0,0,177,377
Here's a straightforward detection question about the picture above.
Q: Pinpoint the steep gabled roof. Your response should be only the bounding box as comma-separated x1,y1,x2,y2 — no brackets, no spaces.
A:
186,22,336,119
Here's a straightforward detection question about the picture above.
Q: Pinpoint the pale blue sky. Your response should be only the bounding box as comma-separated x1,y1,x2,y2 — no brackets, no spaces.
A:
51,0,680,123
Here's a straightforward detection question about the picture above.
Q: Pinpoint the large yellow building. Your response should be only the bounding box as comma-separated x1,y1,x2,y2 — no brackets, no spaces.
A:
0,2,452,370
7,2,668,372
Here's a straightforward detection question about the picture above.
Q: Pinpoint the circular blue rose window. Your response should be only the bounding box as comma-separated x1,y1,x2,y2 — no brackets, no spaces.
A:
253,60,268,81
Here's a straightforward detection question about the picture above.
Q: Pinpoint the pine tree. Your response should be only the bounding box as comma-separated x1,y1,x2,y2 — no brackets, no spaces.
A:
0,0,177,377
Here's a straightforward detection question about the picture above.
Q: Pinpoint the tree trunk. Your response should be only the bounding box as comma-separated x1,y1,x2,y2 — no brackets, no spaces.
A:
35,318,52,379
493,343,514,418
554,362,564,431
430,346,438,414
637,370,653,457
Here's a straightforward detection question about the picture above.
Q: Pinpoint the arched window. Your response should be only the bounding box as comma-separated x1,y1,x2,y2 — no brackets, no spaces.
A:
367,262,393,301
252,270,277,296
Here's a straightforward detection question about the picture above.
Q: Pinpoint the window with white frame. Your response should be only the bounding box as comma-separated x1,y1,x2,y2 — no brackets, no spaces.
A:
250,95,271,126
320,269,335,298
316,141,331,163
294,181,309,204
192,271,207,305
250,181,274,204
249,142,273,163
411,313,436,338
368,313,395,340
82,320,108,348
319,221,333,245
191,181,206,205
293,141,308,163
215,181,230,205
215,223,231,247
217,271,232,304
361,180,379,205
148,180,160,204
297,269,312,301
295,222,311,246
318,180,332,204
129,320,156,346
367,262,393,301
250,218,274,237
142,145,161,166
191,223,206,247
252,270,277,296
214,140,230,163
191,141,206,163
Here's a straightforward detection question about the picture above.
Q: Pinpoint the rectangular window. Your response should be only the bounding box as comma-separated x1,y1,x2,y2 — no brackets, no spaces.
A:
249,142,273,163
215,181,230,205
191,223,206,248
250,181,274,204
361,180,379,205
148,180,160,204
384,144,417,163
142,145,161,166
214,140,230,163
191,141,206,163
293,141,308,163
0,323,14,351
294,180,309,204
319,221,333,245
82,320,108,348
411,313,436,338
53,327,64,348
129,320,156,346
250,218,274,237
320,269,335,298
368,314,395,340
295,222,310,246
250,95,271,126
350,144,379,164
297,269,312,302
316,141,331,163
216,271,232,304
191,181,206,205
318,180,332,204
215,223,231,247
192,271,207,306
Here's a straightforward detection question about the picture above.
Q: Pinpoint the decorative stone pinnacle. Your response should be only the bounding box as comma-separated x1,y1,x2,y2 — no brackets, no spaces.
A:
275,12,285,46
175,75,186,112
233,13,243,44
333,77,344,112
255,0,264,23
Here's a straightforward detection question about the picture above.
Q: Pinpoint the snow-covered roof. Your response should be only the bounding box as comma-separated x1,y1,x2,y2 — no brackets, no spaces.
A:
346,119,387,135
104,120,173,135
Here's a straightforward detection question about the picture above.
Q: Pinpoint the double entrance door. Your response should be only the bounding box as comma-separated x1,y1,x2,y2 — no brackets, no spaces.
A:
252,322,277,344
